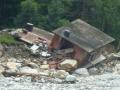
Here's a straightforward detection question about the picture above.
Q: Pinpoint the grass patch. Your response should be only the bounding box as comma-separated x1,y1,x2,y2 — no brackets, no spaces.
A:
0,33,16,45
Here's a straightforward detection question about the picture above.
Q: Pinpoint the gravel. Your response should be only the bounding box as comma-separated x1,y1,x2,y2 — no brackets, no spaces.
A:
0,73,119,90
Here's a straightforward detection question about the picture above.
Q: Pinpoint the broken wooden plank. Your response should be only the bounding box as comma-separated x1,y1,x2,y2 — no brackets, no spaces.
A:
83,55,106,68
56,48,74,54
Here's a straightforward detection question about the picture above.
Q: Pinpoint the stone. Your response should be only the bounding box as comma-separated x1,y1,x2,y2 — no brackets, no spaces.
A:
0,65,5,74
42,61,47,65
6,62,17,70
53,70,69,79
3,69,17,77
114,64,120,74
73,68,89,77
3,62,21,77
65,75,77,82
19,67,38,74
15,63,22,68
59,59,78,72
41,70,50,76
88,67,99,75
27,62,39,69
40,64,49,70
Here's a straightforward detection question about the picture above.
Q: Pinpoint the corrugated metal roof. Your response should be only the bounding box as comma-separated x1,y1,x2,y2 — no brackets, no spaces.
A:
53,19,115,52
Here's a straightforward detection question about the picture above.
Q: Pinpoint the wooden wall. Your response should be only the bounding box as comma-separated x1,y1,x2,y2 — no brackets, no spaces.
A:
74,45,88,64
49,34,61,49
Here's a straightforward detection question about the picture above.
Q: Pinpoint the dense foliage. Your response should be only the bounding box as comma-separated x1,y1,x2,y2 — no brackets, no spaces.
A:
0,0,120,46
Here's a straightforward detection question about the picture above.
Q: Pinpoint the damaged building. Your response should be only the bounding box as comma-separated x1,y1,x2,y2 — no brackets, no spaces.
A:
49,19,115,67
10,19,115,68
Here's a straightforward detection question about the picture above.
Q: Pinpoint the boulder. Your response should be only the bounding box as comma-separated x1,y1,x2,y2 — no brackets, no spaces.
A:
65,75,76,82
88,67,99,75
40,64,49,70
53,70,69,79
19,67,38,74
59,59,78,72
6,62,17,70
72,68,89,77
3,62,22,77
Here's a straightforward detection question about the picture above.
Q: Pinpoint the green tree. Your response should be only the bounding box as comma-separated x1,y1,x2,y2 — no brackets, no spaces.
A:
46,0,72,30
0,0,21,28
15,0,39,27
86,0,120,46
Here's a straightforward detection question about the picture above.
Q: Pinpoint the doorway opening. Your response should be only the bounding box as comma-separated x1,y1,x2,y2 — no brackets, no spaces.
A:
59,38,73,49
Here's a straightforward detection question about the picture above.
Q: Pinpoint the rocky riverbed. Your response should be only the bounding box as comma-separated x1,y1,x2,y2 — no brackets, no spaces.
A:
0,73,120,90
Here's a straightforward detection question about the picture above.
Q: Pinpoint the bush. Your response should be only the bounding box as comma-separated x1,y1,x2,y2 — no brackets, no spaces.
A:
0,33,16,45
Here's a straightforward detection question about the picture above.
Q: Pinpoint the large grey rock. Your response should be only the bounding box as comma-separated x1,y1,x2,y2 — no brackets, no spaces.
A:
73,68,89,77
88,67,99,75
65,75,76,82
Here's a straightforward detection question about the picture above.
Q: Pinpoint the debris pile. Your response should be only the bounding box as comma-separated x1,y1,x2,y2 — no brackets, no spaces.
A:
0,20,119,89
1,42,120,84
0,28,117,84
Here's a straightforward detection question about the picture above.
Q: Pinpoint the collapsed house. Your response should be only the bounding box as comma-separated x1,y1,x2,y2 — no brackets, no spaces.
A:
11,23,53,56
49,19,115,67
11,19,115,68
